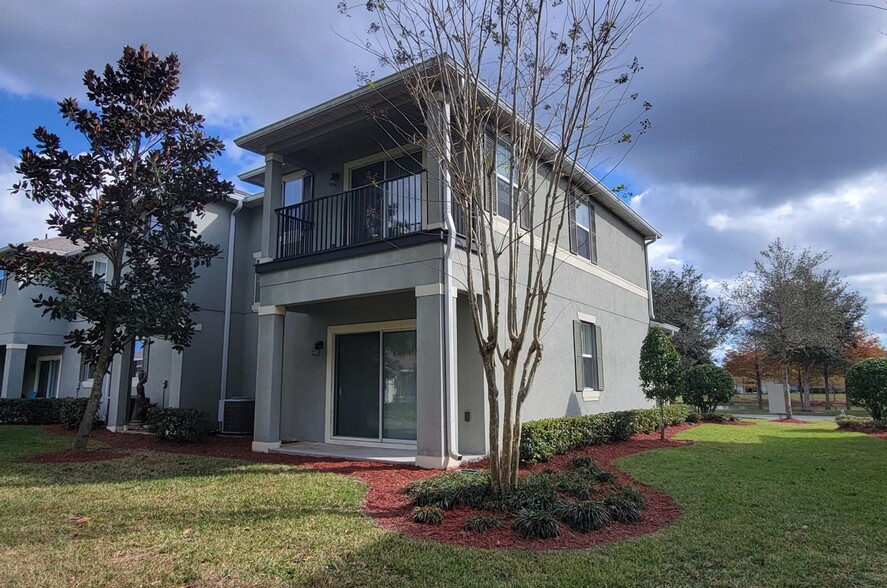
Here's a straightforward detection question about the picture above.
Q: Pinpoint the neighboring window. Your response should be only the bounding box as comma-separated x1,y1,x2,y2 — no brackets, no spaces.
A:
254,271,261,305
79,358,95,382
495,139,515,219
0,268,7,296
91,259,108,289
574,320,604,392
132,338,149,376
569,193,598,264
283,173,313,207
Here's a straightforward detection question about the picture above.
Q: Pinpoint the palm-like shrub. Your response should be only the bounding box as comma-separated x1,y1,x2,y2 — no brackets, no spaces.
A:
512,509,561,539
555,500,611,532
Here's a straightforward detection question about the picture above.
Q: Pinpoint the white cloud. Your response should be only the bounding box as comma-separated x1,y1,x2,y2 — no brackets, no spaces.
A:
0,149,55,246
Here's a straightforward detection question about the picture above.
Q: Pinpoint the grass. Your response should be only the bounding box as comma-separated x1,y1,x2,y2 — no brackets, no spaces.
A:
723,393,870,417
2,422,887,586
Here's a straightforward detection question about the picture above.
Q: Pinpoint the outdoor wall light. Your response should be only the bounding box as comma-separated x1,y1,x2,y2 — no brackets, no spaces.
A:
312,340,325,357
328,172,340,188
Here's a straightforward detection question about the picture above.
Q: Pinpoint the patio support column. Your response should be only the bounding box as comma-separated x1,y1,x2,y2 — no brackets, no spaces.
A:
1,344,27,399
253,305,285,452
261,153,284,261
415,284,455,469
106,340,134,432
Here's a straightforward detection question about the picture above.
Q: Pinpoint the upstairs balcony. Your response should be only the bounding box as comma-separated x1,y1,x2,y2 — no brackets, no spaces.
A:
275,171,427,260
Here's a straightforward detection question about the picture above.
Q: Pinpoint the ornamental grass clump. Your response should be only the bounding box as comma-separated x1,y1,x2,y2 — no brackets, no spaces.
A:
605,493,643,523
405,471,492,510
512,509,561,539
464,514,501,533
555,499,611,532
411,505,445,525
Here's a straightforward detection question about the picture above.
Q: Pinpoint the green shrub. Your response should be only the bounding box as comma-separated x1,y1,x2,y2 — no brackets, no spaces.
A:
595,471,617,484
411,505,444,525
504,473,559,512
569,456,602,475
615,485,647,510
512,509,560,539
835,415,885,431
144,407,207,442
686,412,702,423
846,358,887,421
0,397,94,428
683,364,736,415
604,493,643,523
405,471,491,510
464,514,501,533
555,499,611,532
552,471,596,500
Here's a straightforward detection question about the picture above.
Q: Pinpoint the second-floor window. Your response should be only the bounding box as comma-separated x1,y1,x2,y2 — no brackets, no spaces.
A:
569,194,598,264
0,268,7,296
91,259,108,290
79,358,95,382
495,139,515,219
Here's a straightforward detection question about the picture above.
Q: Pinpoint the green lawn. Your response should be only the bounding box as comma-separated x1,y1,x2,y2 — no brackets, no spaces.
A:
1,422,886,587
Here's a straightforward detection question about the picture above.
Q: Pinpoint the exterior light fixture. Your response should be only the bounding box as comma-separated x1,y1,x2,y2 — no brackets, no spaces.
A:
312,340,324,356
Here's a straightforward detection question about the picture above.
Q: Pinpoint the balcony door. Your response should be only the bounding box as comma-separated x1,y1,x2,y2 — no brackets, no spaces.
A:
332,327,417,444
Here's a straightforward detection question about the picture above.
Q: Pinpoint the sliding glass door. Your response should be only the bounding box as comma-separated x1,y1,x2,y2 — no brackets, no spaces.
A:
334,329,417,443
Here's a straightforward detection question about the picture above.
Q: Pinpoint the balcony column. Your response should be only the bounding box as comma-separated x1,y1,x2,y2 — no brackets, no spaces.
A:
252,305,285,452
1,344,28,399
261,153,285,260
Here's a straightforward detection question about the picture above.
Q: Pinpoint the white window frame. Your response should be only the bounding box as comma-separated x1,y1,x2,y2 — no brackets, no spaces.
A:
577,312,601,400
91,258,109,291
282,170,309,207
574,199,592,261
35,355,63,399
0,268,7,297
495,138,517,220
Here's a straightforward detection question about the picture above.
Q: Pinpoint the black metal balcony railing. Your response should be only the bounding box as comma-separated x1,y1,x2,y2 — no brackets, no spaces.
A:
276,171,425,259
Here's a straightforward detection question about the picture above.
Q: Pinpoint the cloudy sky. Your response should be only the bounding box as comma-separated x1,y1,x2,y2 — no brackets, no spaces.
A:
0,0,884,344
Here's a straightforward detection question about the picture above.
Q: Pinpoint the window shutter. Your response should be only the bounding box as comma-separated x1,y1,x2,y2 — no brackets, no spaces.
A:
573,320,584,392
303,174,313,200
594,324,604,390
567,191,577,254
589,204,598,264
519,189,531,230
482,129,495,211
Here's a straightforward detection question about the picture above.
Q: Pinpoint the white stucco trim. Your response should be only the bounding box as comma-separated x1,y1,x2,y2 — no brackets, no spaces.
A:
252,440,282,453
257,305,286,316
582,389,601,402
324,319,418,449
577,312,597,324
265,153,285,163
415,283,445,298
6,343,28,350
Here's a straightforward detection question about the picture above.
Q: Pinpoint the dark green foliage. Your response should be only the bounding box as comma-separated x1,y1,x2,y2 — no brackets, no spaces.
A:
405,471,491,510
569,456,601,474
519,405,692,463
686,412,702,423
846,358,887,421
616,485,647,510
702,413,737,423
504,473,559,512
595,470,617,484
552,470,596,500
555,499,611,532
0,398,94,428
639,328,683,405
464,514,501,533
411,505,444,525
683,364,736,415
144,408,208,442
605,493,643,523
512,509,561,539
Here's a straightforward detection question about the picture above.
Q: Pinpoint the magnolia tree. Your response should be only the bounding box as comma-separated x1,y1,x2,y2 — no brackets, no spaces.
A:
639,326,682,440
342,0,651,493
5,45,232,449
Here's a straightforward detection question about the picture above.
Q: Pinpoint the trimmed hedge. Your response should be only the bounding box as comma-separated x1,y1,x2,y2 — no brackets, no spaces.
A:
0,397,95,429
683,364,736,416
835,415,886,432
520,404,693,463
144,407,208,442
845,358,887,421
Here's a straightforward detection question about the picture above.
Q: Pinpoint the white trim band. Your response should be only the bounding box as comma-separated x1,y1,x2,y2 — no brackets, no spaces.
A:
257,305,286,316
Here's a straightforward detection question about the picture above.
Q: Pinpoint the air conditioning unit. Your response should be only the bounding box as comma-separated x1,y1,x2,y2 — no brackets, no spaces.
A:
218,397,255,435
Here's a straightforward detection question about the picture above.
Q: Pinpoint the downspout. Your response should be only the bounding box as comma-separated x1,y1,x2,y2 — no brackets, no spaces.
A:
219,196,244,429
644,236,657,321
439,95,463,463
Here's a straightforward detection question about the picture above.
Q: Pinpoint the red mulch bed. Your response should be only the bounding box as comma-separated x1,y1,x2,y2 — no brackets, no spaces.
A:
775,418,810,424
37,423,697,551
27,449,126,464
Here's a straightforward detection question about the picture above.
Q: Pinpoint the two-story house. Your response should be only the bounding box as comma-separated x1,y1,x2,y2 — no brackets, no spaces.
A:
236,68,661,468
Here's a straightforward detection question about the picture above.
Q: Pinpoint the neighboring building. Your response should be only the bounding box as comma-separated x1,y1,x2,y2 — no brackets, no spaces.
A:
235,67,662,468
0,196,262,430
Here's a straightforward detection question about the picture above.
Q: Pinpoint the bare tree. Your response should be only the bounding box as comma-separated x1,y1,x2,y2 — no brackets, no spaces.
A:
342,0,651,493
729,239,865,419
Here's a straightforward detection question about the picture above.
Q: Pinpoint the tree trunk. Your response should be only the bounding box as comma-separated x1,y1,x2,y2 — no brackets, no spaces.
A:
755,364,764,410
824,366,831,410
73,324,116,450
658,400,666,441
782,364,793,419
800,366,812,412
